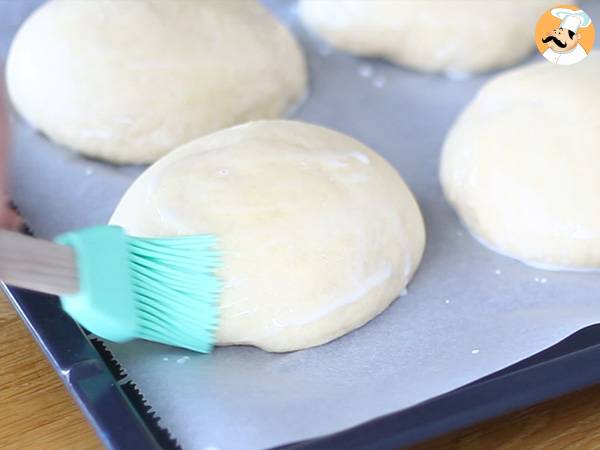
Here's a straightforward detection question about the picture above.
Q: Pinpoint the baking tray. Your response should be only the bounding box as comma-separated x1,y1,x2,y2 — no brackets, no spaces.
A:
6,282,600,450
5,0,600,448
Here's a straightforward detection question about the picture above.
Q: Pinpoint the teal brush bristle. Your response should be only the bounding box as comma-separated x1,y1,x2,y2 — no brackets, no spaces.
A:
127,235,221,353
55,226,222,353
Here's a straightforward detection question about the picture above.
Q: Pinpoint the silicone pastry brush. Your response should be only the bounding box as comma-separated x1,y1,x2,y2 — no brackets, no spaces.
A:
0,226,221,352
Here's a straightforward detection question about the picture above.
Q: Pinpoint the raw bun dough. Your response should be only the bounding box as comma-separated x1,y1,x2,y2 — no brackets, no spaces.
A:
111,120,425,352
440,55,600,271
299,0,556,74
7,0,306,164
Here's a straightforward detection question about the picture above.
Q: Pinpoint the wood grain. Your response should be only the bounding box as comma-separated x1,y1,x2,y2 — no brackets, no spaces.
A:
0,293,101,450
1,291,600,450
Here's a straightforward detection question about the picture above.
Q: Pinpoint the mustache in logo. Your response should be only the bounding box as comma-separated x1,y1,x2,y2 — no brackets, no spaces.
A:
542,35,567,48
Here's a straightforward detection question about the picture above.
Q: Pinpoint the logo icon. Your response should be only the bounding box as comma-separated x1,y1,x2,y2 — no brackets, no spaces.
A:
535,5,595,65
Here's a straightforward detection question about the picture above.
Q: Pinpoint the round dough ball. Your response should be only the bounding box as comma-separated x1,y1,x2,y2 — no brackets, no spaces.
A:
111,120,425,351
299,0,557,74
440,55,600,271
7,0,306,164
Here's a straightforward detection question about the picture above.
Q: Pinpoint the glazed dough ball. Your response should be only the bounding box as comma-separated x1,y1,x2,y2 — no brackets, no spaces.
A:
440,55,600,271
299,0,557,74
111,120,425,351
7,0,306,164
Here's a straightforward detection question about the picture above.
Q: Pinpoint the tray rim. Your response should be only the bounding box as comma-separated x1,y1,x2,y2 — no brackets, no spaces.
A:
5,282,600,450
3,283,169,450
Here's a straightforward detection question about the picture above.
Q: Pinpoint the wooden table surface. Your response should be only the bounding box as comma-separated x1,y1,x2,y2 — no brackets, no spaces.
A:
2,292,600,450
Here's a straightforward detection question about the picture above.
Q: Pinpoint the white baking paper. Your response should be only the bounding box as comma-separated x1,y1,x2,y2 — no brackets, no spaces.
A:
3,1,600,449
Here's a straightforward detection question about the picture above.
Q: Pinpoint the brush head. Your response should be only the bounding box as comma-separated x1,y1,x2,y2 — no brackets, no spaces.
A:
56,226,221,353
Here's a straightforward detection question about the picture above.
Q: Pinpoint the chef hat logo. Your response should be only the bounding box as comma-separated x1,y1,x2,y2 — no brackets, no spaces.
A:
535,5,595,66
551,8,592,33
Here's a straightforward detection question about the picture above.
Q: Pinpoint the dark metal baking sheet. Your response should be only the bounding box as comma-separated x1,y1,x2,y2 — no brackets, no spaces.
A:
6,282,600,449
4,0,600,448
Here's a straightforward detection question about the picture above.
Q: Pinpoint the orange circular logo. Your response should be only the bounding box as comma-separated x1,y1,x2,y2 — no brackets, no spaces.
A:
535,5,595,65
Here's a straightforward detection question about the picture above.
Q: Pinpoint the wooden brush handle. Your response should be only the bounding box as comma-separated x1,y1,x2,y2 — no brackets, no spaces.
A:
0,229,79,295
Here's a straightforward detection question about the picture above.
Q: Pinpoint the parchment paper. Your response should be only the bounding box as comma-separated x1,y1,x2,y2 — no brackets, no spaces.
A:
3,1,600,449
